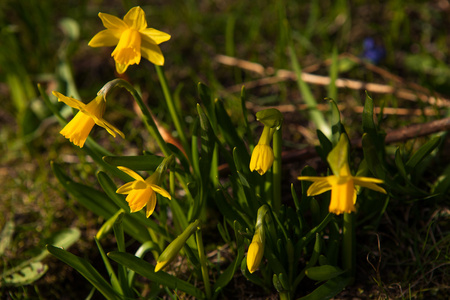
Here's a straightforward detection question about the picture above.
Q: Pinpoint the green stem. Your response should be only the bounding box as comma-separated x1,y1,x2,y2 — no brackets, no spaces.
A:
272,127,282,213
279,291,291,300
196,229,211,299
110,79,172,157
155,65,190,160
343,212,355,282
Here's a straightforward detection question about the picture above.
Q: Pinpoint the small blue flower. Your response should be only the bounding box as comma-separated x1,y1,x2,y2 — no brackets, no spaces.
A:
362,37,386,64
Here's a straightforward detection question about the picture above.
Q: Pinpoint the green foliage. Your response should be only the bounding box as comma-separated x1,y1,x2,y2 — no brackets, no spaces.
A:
2,1,449,299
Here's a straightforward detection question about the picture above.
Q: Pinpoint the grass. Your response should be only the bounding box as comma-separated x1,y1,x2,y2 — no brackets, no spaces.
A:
1,0,449,299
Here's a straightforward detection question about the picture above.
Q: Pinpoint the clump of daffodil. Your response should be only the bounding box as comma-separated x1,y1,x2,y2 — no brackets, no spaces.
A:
88,6,171,74
247,205,270,273
249,108,283,175
155,219,201,272
52,89,124,148
298,134,386,215
116,155,173,218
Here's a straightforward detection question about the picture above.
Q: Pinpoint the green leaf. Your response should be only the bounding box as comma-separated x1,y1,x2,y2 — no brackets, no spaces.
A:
108,251,205,299
213,189,248,228
328,98,343,146
315,130,333,163
94,238,122,296
198,83,216,127
305,265,345,281
361,134,386,180
288,44,329,137
298,275,351,300
405,136,441,170
213,242,245,298
2,262,48,286
215,98,249,166
394,147,408,181
328,47,338,101
47,245,121,300
0,221,14,256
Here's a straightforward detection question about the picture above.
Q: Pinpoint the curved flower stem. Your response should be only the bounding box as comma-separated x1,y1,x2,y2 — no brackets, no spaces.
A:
155,65,191,161
343,212,355,282
196,228,211,299
272,126,282,213
109,79,172,157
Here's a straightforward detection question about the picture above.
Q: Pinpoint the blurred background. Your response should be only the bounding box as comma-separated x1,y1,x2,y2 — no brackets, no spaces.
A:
1,0,449,298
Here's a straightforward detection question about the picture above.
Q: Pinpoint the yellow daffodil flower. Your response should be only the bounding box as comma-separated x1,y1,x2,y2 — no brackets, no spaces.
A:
250,126,275,175
247,238,264,273
88,6,171,74
298,134,386,215
116,166,171,218
247,205,269,273
53,91,124,148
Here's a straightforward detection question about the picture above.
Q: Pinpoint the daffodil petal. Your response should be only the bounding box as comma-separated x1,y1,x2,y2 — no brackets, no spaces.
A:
52,91,86,111
141,40,164,65
123,6,147,30
140,28,171,44
307,178,332,196
353,177,387,194
146,192,157,217
297,176,325,181
149,184,171,200
89,29,122,47
116,182,135,194
98,12,127,30
92,117,125,139
117,166,144,181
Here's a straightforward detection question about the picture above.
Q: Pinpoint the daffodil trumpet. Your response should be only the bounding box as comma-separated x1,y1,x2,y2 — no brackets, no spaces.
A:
250,126,276,175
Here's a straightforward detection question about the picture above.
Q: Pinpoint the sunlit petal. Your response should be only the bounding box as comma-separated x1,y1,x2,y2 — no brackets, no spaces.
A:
149,184,171,199
140,40,164,65
307,178,333,196
353,177,387,194
88,29,122,47
123,6,147,30
116,182,135,194
146,192,157,217
140,28,171,44
98,12,127,30
117,166,144,181
52,91,86,111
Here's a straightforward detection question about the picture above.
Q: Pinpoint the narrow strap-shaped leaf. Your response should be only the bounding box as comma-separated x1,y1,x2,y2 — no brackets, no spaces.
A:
405,136,441,170
212,242,245,299
47,245,121,300
94,238,122,296
108,251,205,299
298,275,351,300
